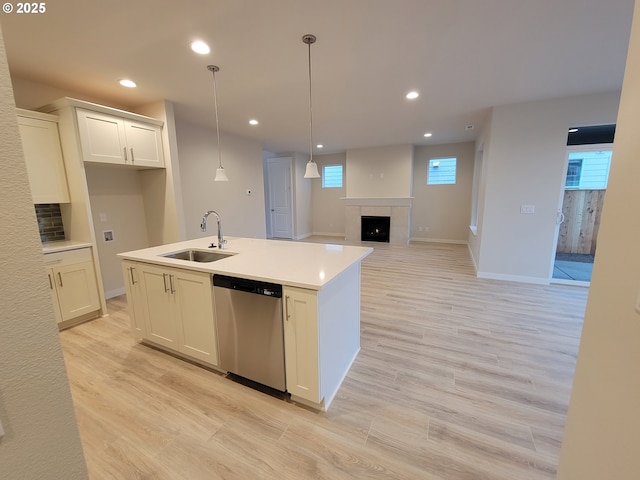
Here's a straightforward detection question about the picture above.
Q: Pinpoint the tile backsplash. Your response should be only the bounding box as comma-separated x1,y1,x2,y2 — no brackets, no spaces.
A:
35,204,66,243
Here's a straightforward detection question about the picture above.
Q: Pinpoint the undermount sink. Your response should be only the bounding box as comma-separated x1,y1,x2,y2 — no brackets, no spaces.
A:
160,249,234,263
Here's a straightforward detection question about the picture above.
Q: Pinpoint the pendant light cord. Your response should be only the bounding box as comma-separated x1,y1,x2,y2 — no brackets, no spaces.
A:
307,39,313,163
209,65,223,169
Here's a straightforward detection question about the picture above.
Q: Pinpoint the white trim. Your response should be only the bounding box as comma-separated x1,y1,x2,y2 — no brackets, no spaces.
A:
477,272,549,285
341,197,413,206
105,287,126,299
550,278,590,287
311,232,346,238
469,225,477,236
294,232,313,240
410,237,468,245
467,244,478,274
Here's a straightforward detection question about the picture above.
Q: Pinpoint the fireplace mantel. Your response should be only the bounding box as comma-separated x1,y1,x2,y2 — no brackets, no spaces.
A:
341,197,413,207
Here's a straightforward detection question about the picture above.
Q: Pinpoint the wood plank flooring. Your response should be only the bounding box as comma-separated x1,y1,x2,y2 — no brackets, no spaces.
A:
59,239,588,479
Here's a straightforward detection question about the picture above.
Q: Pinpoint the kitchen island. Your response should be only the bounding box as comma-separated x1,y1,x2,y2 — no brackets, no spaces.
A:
118,237,372,410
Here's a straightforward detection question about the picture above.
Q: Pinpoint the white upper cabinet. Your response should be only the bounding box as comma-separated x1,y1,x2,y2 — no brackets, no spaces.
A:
16,109,70,204
76,108,164,168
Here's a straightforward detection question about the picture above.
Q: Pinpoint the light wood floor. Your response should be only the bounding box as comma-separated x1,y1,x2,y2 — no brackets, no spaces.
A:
59,239,588,479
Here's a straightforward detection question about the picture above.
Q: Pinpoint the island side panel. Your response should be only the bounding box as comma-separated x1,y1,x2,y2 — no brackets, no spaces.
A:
318,261,362,409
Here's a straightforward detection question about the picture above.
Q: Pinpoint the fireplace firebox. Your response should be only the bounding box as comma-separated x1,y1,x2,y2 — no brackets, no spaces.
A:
361,216,390,242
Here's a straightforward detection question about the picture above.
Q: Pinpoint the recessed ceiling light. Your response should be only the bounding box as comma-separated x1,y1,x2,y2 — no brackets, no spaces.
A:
317,144,323,149
406,91,419,100
424,132,432,137
568,128,579,133
190,41,210,55
249,119,259,125
119,79,137,88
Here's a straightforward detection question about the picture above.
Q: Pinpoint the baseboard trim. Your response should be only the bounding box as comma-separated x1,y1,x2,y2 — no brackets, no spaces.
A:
311,232,346,238
105,287,126,299
477,271,549,285
410,237,468,245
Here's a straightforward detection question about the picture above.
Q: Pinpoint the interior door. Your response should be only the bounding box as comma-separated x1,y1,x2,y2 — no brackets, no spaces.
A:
267,157,293,239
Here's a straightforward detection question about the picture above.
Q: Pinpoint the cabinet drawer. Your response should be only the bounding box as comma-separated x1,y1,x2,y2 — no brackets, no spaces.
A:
44,247,92,266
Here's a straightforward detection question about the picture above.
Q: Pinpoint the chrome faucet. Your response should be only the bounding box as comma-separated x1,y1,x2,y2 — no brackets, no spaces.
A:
201,210,226,249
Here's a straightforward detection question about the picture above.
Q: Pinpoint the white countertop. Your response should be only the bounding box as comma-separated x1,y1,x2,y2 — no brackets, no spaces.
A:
118,237,373,290
42,240,93,254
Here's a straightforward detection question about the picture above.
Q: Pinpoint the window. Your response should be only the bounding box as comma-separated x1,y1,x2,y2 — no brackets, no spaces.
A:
564,149,612,190
565,159,583,187
322,164,343,188
427,157,456,185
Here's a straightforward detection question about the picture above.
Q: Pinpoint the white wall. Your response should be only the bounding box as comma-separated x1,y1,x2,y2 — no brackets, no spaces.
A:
412,142,474,243
292,152,313,239
474,91,620,283
312,152,346,236
85,165,149,298
557,3,640,477
176,120,267,240
0,26,88,479
346,144,414,198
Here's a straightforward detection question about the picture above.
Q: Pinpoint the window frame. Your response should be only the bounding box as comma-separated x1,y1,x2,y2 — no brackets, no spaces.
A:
322,164,343,189
427,157,457,185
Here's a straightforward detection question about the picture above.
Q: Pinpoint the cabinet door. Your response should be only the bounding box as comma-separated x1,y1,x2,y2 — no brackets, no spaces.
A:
283,286,320,403
139,264,178,349
46,269,63,324
76,109,127,165
172,269,218,365
17,115,70,203
122,261,147,337
54,261,100,321
124,120,164,168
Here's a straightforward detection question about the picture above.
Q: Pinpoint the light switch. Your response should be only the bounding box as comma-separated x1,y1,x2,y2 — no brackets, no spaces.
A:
520,205,535,214
0,418,4,438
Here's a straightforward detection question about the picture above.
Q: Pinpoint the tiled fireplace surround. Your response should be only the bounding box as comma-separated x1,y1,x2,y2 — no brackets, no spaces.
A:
344,198,412,244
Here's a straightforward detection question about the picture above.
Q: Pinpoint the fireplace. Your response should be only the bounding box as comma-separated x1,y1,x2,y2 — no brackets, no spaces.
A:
361,216,391,242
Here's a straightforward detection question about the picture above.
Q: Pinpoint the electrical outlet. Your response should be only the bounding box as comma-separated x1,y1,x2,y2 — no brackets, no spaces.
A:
520,205,535,214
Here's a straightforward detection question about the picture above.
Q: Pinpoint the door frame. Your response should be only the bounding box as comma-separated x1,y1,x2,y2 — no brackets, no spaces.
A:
549,143,613,284
264,156,294,239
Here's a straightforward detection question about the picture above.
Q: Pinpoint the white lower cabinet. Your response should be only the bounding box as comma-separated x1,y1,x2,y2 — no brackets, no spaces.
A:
122,261,147,337
45,248,100,325
283,286,320,404
124,262,218,366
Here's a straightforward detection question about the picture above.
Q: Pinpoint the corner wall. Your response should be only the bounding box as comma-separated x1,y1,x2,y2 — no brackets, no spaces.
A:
412,142,474,243
475,91,620,283
557,2,640,477
176,120,267,239
0,25,88,479
311,152,346,236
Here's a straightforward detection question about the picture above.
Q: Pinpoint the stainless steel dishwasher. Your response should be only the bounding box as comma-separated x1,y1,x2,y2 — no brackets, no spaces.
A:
213,274,285,391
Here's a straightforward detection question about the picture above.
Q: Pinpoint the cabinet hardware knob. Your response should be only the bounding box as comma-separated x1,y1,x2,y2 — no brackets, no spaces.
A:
169,274,175,294
57,272,63,287
48,273,53,290
162,273,169,293
123,147,128,163
130,148,135,164
129,267,136,285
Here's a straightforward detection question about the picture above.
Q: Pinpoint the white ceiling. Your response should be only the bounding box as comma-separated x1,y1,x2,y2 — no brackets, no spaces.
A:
0,0,635,154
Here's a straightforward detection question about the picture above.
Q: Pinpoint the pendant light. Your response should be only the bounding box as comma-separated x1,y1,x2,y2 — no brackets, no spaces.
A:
302,34,320,179
208,65,229,182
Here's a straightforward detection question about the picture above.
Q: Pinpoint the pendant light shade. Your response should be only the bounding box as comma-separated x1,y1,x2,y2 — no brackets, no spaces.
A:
302,34,320,179
208,65,229,182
